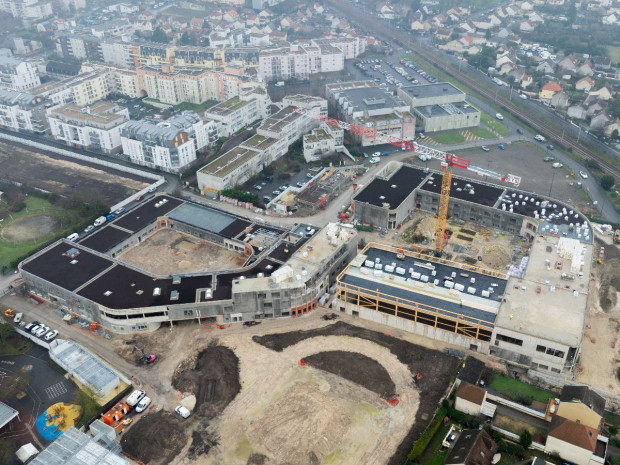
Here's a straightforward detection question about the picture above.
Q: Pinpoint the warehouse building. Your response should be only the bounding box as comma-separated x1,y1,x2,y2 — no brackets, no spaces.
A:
338,234,593,382
20,196,357,333
326,81,415,146
397,82,480,133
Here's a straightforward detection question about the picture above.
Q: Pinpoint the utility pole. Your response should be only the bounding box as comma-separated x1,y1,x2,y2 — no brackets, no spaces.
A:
548,171,556,197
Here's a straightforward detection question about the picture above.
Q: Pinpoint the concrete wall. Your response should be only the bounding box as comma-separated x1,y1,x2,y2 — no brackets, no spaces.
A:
353,200,389,229
413,109,480,132
454,397,482,415
397,86,466,107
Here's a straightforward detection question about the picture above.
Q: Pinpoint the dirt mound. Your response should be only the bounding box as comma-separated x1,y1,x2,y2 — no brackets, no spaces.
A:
172,344,240,419
247,453,269,465
121,411,186,464
247,383,350,465
188,419,219,459
1,214,60,242
254,321,460,465
303,350,395,397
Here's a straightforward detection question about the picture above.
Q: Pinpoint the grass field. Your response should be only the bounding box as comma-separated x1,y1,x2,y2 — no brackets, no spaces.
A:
489,374,556,404
470,127,496,139
0,196,83,268
605,46,620,65
481,112,509,137
432,131,466,144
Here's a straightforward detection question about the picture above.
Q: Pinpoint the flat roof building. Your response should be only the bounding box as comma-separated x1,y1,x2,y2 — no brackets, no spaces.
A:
0,88,48,133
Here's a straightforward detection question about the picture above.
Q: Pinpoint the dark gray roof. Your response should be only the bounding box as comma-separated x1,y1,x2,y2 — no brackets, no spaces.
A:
354,165,428,208
560,385,606,416
401,82,464,100
458,356,485,385
0,401,18,429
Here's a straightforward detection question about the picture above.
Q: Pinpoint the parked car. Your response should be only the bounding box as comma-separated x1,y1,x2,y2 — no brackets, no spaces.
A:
135,194,144,201
147,186,157,193
579,170,588,179
13,312,22,324
495,113,504,120
498,144,505,150
546,144,555,150
135,396,151,413
516,128,524,135
114,208,125,215
126,389,146,408
34,325,49,337
306,173,314,179
29,324,41,334
84,225,94,233
544,156,555,162
25,321,39,332
44,330,58,341
272,190,280,196
175,405,191,419
552,162,563,168
534,134,545,142
254,185,262,191
481,146,490,152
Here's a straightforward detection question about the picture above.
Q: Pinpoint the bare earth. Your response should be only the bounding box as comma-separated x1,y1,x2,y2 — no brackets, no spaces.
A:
118,229,247,275
0,142,148,204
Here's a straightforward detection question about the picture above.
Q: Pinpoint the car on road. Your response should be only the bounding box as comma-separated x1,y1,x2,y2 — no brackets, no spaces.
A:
544,156,555,162
44,330,58,341
534,134,546,142
306,173,314,179
418,132,425,139
516,128,524,135
546,144,554,150
114,208,125,215
495,113,504,120
135,396,151,413
296,182,304,187
135,194,144,201
552,162,563,168
147,186,157,193
243,321,262,327
481,146,490,152
579,170,588,179
84,225,94,233
175,405,191,419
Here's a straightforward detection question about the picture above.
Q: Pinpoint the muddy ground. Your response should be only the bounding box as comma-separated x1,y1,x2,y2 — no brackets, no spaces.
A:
120,411,187,465
172,344,240,419
254,321,460,465
304,350,396,398
0,141,149,205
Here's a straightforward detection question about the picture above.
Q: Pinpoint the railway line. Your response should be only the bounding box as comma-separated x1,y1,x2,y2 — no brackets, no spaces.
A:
327,0,620,180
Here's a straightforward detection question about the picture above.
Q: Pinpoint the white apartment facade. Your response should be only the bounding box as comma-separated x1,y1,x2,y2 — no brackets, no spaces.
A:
121,112,218,172
0,0,52,20
0,56,40,91
0,88,48,133
47,101,129,153
303,123,344,162
258,44,345,82
205,87,271,137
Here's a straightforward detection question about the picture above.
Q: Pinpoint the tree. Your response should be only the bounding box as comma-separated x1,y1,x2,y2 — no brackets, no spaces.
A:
0,322,14,344
179,31,191,46
519,429,532,449
601,175,615,191
151,27,170,44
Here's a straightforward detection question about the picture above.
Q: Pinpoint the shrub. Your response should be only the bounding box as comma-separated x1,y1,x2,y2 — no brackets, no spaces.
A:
601,175,615,191
407,407,448,460
519,429,532,448
220,189,259,204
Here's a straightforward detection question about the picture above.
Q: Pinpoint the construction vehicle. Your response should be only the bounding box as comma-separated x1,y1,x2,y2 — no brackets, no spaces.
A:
293,108,521,255
322,313,339,321
132,346,157,364
4,309,14,319
614,229,620,244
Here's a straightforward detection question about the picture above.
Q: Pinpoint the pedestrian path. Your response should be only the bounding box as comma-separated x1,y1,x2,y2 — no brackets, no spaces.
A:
461,129,480,142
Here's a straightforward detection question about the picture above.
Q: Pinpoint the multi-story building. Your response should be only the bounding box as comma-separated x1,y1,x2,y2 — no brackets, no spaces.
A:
100,41,135,68
397,82,480,132
326,81,415,146
121,112,217,172
258,44,345,82
204,87,271,137
0,0,52,21
47,101,129,153
311,37,367,59
198,97,323,191
19,194,357,334
303,123,344,162
137,65,261,106
0,88,48,133
0,56,40,91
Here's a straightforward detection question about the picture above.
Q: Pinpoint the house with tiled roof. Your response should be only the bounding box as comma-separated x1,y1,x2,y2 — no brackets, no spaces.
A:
520,19,535,31
559,55,579,72
540,81,562,104
576,76,595,92
454,382,496,417
577,60,594,77
445,429,498,465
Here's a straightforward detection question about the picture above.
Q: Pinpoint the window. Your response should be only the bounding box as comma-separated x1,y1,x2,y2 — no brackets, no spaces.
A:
546,348,564,358
536,345,546,352
496,334,523,346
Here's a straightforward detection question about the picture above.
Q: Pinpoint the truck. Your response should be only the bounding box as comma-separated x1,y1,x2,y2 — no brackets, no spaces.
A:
94,216,107,227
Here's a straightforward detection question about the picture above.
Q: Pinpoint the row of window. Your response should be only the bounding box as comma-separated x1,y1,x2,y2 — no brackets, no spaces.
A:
495,333,523,346
536,345,565,358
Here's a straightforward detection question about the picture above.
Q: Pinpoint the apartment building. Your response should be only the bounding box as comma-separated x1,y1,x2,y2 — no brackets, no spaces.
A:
0,56,40,91
204,87,271,137
311,37,367,59
137,65,261,106
0,0,52,20
198,96,323,191
258,44,344,82
326,81,415,146
47,101,129,153
303,123,344,162
121,112,217,172
0,88,48,133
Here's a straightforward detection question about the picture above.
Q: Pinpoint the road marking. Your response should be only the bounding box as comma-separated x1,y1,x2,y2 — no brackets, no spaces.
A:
45,382,67,400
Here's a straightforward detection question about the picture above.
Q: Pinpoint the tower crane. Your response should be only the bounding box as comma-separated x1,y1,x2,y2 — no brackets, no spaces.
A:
294,108,522,254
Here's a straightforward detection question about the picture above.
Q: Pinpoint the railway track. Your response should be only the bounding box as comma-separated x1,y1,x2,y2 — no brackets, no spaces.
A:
328,0,620,179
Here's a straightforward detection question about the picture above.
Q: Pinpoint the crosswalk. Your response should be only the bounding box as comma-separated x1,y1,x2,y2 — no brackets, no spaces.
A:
416,136,437,146
45,382,67,400
461,130,481,142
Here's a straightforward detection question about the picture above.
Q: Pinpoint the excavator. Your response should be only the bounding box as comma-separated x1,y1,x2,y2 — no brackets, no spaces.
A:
132,346,157,364
4,309,14,319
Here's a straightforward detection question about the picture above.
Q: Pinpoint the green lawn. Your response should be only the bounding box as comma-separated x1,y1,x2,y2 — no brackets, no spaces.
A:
420,423,452,464
432,132,466,144
0,196,83,268
489,374,556,404
481,112,509,137
470,127,496,139
605,46,620,65
176,100,217,113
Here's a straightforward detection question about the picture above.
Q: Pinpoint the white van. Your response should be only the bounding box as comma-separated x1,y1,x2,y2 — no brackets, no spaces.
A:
369,157,380,164
93,216,107,227
126,389,146,408
66,233,79,242
534,134,546,142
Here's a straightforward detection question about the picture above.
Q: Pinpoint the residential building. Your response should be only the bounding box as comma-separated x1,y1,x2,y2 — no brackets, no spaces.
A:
397,82,479,133
539,82,562,105
204,87,271,137
545,386,607,465
445,429,498,465
576,77,595,92
258,44,344,82
454,382,486,416
121,112,217,172
48,101,129,153
0,88,48,133
303,123,344,162
0,55,40,91
311,37,366,59
0,0,52,21
327,81,414,146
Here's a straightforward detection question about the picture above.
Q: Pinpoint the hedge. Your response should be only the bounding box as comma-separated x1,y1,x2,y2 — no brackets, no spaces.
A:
407,407,448,461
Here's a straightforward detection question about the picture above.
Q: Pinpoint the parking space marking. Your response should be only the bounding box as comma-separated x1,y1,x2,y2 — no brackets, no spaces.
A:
45,382,67,400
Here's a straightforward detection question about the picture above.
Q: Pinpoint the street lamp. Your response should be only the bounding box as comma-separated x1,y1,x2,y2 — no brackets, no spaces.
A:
548,171,556,197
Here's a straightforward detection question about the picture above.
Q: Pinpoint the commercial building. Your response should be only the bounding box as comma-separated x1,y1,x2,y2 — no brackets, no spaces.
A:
0,55,40,91
47,101,130,153
204,87,271,137
137,65,262,106
0,88,48,133
20,195,357,334
121,112,217,172
326,81,415,146
397,82,480,132
198,96,322,191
